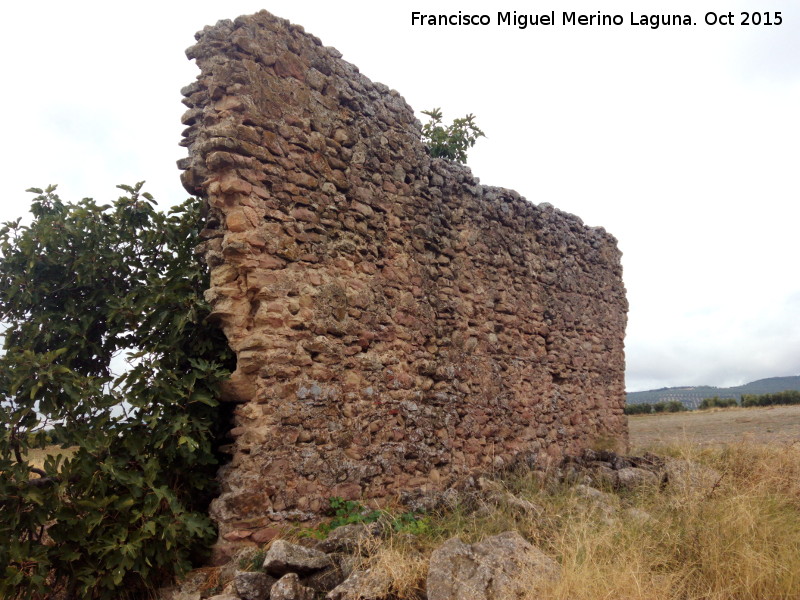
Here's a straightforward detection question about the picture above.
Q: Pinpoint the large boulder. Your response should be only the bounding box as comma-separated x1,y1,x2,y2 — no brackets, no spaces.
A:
326,568,391,600
615,466,660,489
426,531,560,600
315,523,379,554
664,458,722,495
270,573,316,600
263,540,334,576
233,570,276,600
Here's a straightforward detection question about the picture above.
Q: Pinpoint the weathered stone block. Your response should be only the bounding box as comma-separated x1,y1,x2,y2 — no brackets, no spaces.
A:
263,540,334,576
234,571,276,600
270,573,316,600
427,532,560,600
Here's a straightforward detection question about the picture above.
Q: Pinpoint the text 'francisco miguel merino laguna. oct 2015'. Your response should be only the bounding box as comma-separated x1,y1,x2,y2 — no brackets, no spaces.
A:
411,10,784,30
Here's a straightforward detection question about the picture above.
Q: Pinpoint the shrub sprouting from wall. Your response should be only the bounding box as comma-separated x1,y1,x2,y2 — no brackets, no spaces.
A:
420,108,485,163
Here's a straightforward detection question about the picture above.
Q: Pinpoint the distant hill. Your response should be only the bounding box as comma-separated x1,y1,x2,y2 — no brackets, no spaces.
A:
626,376,800,410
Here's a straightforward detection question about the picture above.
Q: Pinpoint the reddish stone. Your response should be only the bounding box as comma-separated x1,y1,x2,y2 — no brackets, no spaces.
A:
251,527,281,544
291,207,318,223
226,209,249,233
274,51,307,80
223,530,253,541
258,256,286,270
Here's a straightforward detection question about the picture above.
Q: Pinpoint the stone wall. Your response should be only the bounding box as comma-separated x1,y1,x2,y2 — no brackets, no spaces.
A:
178,11,627,548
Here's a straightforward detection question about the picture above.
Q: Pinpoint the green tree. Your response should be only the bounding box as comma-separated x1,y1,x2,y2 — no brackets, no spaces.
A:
0,184,234,599
741,390,800,408
699,396,738,410
624,402,654,415
421,108,485,164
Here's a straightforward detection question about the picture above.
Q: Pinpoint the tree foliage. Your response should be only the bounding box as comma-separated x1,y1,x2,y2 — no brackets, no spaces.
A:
741,390,800,408
0,184,234,599
421,108,485,164
624,400,687,415
699,396,739,410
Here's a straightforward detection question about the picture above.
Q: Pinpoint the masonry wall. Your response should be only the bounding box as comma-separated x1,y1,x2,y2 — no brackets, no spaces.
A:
179,11,628,548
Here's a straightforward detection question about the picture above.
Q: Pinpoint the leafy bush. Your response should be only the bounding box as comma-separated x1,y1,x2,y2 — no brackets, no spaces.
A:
0,184,234,599
699,396,739,410
625,403,654,415
390,511,430,536
421,108,485,164
322,497,382,533
625,400,686,415
655,400,686,413
741,390,800,408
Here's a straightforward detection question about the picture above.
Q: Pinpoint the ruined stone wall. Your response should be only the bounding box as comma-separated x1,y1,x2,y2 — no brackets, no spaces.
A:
179,11,627,547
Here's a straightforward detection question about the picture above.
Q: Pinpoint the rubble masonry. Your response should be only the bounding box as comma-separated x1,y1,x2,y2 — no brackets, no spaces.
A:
178,10,628,548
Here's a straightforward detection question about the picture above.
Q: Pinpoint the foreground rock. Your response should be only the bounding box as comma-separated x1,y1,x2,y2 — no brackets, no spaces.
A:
615,466,660,489
664,458,722,494
426,531,560,600
234,571,275,600
263,540,334,576
326,568,391,600
270,573,316,600
314,522,379,554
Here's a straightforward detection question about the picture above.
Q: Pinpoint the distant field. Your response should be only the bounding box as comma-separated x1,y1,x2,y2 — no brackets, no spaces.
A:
629,404,800,448
25,446,75,470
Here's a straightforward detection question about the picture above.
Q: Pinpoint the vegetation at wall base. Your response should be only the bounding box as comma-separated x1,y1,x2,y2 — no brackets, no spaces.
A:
420,108,485,164
316,442,800,600
291,497,429,543
0,184,234,599
322,496,382,532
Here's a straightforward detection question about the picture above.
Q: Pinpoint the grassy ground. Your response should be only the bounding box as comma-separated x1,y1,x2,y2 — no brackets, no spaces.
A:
31,407,800,599
336,406,800,599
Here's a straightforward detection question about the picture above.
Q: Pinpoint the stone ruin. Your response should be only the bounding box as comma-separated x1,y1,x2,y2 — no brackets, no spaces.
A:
178,11,628,550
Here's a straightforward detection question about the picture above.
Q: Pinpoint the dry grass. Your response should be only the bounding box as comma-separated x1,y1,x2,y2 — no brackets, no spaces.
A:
33,420,800,598
358,441,800,599
545,442,800,599
354,539,429,600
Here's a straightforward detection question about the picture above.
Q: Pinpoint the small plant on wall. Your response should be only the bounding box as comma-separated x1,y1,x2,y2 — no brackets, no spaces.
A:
421,108,485,164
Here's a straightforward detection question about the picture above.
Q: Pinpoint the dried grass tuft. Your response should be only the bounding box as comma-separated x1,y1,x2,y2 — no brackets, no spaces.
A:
353,442,800,600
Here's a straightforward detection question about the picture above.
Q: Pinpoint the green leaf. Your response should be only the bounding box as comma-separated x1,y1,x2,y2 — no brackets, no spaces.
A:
0,184,232,599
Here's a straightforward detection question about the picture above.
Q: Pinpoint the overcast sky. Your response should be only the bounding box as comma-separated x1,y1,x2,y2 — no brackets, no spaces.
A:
1,1,798,392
